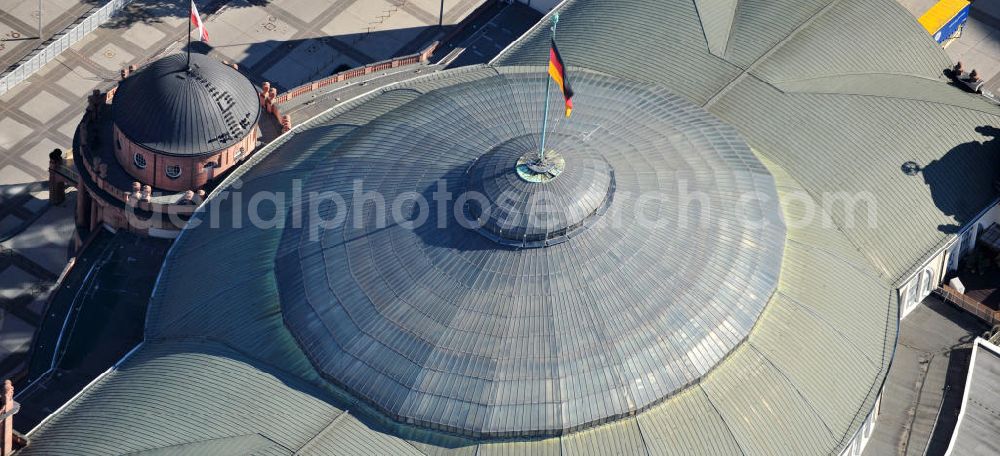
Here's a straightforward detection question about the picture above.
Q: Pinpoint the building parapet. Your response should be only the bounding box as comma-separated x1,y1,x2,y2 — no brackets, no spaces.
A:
0,380,24,454
260,42,439,130
73,94,200,217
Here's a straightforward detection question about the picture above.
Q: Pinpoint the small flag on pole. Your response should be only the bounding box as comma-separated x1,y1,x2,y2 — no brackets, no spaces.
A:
191,1,209,42
548,39,573,118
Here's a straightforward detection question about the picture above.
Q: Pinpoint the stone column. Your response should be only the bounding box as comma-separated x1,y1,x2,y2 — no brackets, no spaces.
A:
90,199,100,232
48,149,66,205
76,185,91,230
0,380,18,455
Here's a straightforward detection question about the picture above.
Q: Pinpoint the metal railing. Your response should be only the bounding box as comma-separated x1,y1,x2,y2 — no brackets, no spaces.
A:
271,43,437,106
935,285,1000,325
260,42,437,130
0,0,136,96
49,158,79,184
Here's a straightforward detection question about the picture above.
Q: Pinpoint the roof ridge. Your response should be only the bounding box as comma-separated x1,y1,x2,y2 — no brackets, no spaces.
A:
697,384,748,456
770,72,1000,117
703,0,847,109
746,342,841,449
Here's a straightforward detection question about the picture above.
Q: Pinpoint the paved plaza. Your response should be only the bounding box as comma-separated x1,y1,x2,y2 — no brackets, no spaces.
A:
0,192,74,382
0,0,492,383
0,0,109,73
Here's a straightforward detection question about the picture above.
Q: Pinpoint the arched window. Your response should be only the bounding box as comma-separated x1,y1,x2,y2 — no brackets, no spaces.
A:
166,165,182,179
133,153,147,169
906,282,919,310
923,269,935,295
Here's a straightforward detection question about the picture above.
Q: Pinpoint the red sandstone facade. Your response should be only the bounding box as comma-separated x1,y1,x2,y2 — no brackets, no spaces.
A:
50,46,435,245
112,124,259,192
49,58,269,245
0,380,25,455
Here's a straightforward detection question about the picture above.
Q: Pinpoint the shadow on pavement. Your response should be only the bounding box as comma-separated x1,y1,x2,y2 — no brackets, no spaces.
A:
102,0,269,29
194,24,444,91
923,347,973,456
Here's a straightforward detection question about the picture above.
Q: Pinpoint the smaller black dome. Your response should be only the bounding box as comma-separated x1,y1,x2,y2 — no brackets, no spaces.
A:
112,53,260,156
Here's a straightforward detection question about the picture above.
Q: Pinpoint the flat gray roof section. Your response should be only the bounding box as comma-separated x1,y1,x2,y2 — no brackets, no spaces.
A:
946,338,1000,456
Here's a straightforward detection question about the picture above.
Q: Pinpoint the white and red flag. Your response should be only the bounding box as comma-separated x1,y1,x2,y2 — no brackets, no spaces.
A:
190,1,209,42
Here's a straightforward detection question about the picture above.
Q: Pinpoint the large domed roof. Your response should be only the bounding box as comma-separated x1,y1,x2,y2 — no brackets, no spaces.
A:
275,71,786,437
26,0,987,452
112,53,260,156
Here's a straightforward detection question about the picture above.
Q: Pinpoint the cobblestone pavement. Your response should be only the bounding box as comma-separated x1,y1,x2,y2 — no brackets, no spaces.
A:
0,0,489,382
0,192,74,381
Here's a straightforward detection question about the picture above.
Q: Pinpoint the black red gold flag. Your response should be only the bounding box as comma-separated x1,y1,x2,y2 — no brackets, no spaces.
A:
548,40,574,117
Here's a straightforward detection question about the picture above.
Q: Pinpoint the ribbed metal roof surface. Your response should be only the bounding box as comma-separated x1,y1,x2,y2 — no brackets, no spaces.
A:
112,53,260,156
275,71,785,438
498,0,1000,284
23,0,1000,454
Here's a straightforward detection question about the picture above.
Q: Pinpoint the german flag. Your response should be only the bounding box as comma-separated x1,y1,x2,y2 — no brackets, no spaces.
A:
548,39,574,117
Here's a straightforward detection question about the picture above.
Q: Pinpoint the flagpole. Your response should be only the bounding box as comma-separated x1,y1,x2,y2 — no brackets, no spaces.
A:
186,0,192,70
538,13,559,162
